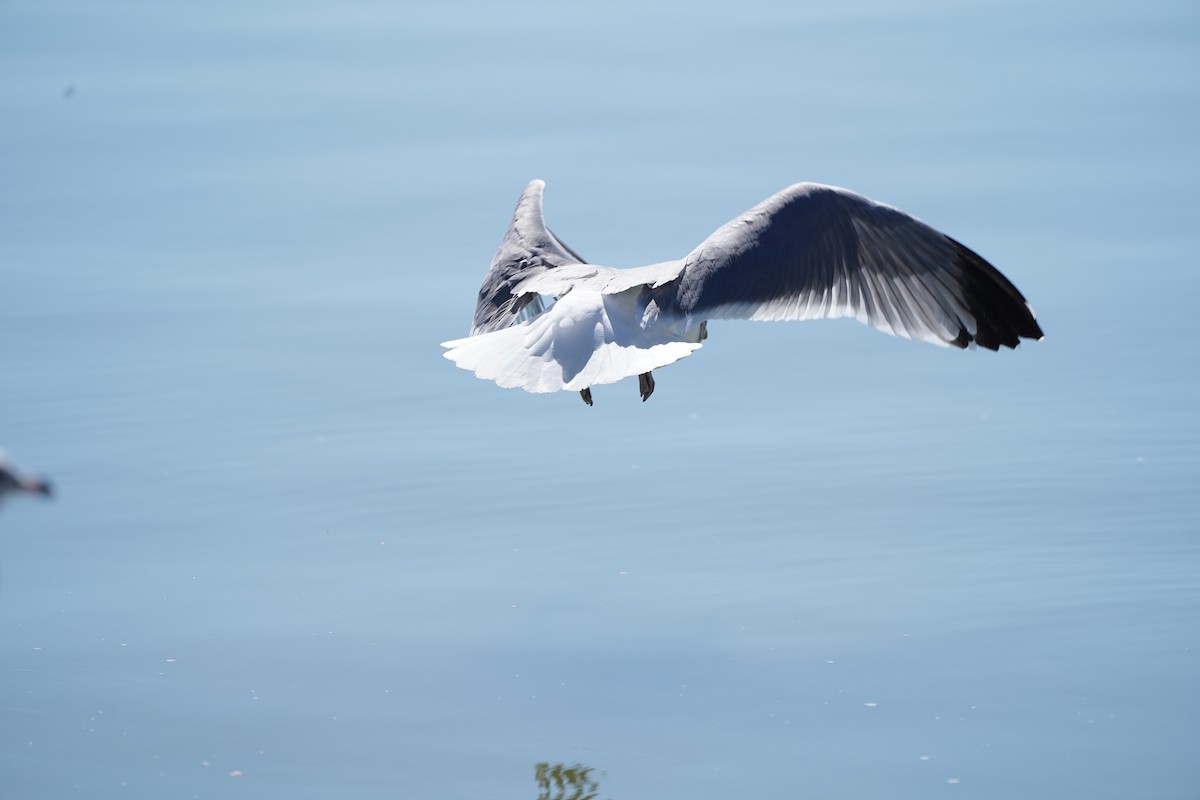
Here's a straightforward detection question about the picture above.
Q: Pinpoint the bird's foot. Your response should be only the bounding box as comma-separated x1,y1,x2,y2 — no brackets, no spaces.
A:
579,387,593,406
638,372,655,402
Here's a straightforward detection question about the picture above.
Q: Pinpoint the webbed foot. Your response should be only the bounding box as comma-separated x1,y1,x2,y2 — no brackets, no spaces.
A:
579,387,593,406
638,372,655,402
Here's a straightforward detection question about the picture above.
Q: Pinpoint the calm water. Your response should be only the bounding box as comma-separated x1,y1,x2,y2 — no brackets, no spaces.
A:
3,1,1198,798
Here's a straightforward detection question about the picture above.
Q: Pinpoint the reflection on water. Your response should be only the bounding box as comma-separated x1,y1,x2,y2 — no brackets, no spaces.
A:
535,762,602,800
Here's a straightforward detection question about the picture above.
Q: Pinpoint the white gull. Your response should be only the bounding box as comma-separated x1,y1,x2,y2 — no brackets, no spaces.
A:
443,180,1043,404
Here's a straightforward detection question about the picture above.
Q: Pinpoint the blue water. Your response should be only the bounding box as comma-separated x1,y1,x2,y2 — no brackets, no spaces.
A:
3,1,1198,798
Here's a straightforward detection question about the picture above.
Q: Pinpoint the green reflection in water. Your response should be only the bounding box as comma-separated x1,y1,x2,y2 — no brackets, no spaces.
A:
534,762,603,800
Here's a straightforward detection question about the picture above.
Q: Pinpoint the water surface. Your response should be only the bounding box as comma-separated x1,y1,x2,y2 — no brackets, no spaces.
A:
2,1,1198,798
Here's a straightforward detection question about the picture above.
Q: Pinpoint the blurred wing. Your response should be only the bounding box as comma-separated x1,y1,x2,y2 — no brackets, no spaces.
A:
470,179,586,335
674,183,1043,350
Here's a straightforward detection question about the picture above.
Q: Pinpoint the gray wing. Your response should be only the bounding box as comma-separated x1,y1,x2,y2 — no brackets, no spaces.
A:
671,183,1043,350
470,179,585,335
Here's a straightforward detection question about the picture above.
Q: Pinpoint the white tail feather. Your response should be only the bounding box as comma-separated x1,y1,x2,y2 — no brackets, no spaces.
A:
442,289,702,393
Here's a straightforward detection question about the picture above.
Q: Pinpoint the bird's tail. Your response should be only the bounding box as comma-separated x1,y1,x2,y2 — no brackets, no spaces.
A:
442,289,702,394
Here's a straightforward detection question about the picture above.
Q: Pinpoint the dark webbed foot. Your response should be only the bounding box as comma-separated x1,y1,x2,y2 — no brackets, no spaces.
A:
638,372,655,402
579,387,593,406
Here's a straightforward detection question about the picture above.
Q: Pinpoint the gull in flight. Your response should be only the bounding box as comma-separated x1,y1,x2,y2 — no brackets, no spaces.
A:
0,450,53,504
443,180,1043,404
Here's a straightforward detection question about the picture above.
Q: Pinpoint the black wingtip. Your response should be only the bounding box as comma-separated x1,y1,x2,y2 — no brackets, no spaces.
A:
947,237,1043,351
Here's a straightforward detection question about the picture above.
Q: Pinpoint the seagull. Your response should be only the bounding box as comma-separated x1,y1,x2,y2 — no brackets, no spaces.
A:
0,450,53,504
442,180,1043,404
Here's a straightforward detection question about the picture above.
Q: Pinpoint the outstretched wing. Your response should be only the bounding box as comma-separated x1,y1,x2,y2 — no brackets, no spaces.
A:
469,179,585,336
673,183,1043,350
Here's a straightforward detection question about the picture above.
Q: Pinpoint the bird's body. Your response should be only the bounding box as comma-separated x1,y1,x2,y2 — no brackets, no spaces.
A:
443,180,1042,403
0,450,52,504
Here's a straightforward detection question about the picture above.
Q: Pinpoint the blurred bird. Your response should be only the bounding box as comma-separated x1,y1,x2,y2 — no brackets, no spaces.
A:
443,180,1043,404
0,450,53,503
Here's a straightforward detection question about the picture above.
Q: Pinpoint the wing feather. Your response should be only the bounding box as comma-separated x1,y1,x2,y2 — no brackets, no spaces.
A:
675,183,1043,349
469,180,585,335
